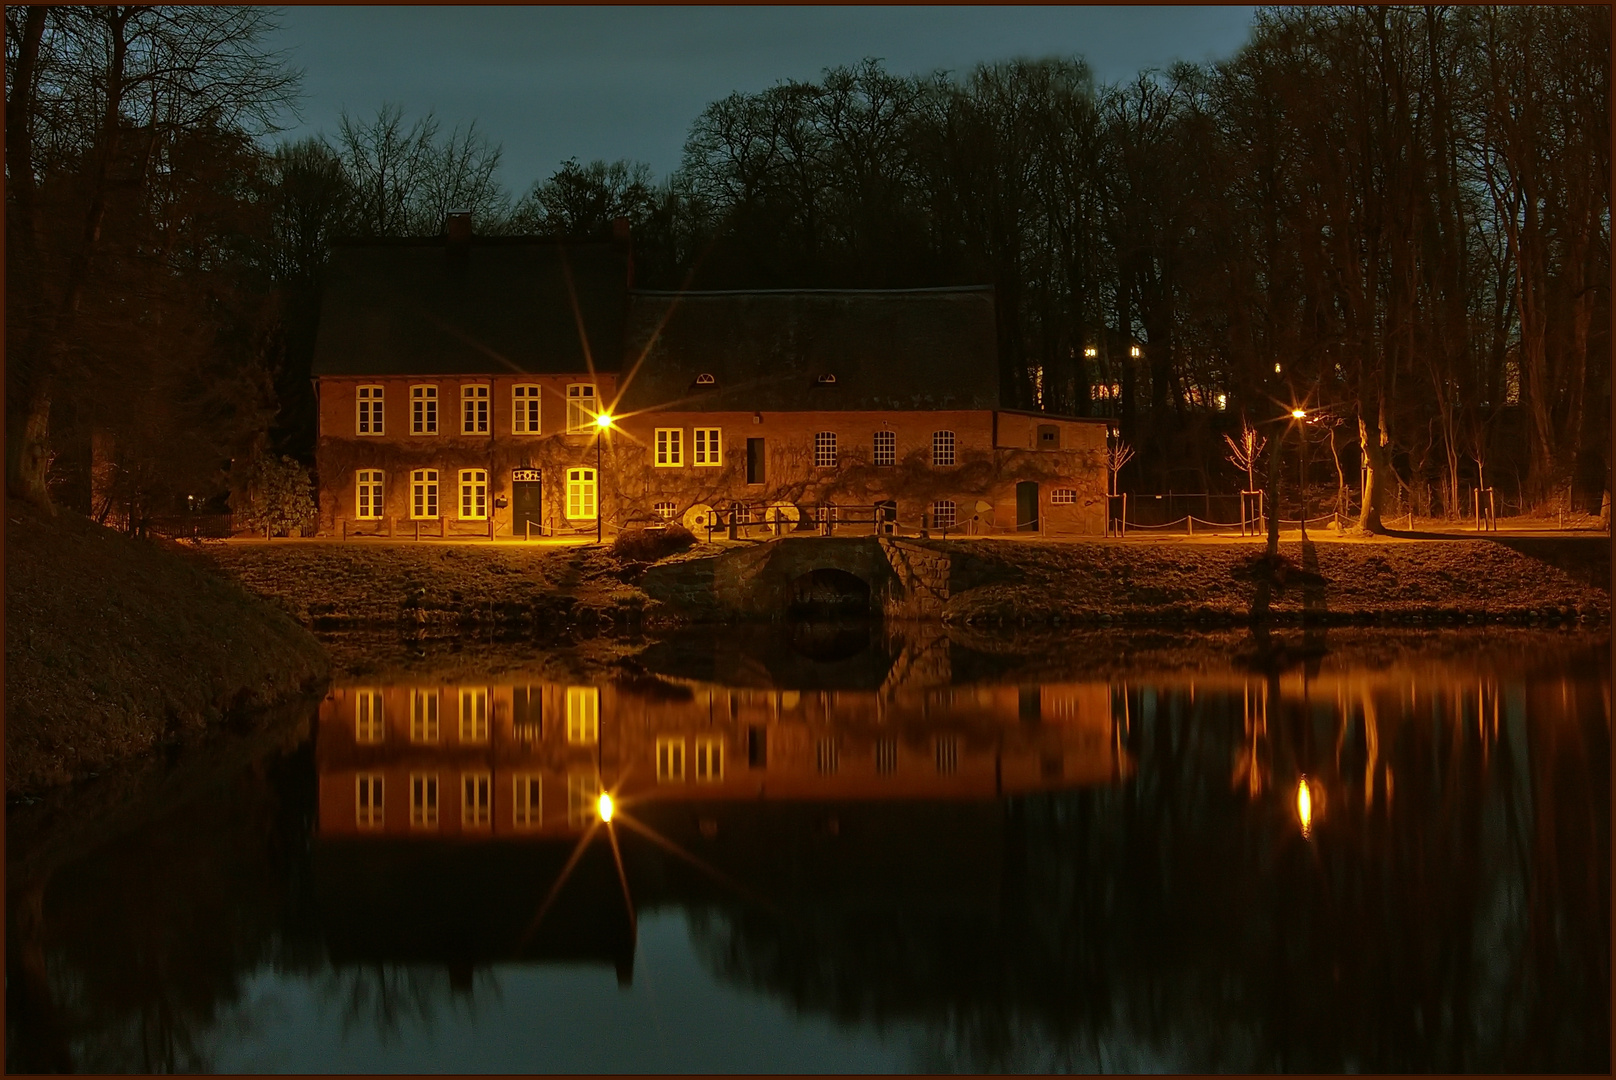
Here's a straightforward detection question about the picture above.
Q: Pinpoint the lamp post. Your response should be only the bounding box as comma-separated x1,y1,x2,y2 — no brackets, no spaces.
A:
1291,408,1308,540
594,410,614,544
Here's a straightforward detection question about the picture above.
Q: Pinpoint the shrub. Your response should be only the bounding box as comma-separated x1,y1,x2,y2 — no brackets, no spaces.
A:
230,454,316,537
612,522,696,562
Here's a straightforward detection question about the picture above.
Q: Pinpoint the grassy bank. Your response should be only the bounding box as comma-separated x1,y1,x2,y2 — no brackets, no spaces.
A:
4,500,330,796
197,533,1608,632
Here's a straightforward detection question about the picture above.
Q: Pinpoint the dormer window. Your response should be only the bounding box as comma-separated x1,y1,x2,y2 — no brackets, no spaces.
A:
695,373,716,386
816,374,837,385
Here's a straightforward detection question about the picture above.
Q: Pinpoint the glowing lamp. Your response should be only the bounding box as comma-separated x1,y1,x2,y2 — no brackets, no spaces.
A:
597,791,614,822
1291,408,1307,420
1297,776,1313,838
595,411,614,429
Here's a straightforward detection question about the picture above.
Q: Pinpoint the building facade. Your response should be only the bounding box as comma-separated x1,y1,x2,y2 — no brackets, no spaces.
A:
311,218,1110,539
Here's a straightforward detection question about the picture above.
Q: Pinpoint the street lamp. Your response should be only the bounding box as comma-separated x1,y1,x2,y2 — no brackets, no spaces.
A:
594,410,614,544
1291,408,1309,540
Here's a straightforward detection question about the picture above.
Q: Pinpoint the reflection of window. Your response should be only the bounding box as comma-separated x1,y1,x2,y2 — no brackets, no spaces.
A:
514,774,542,827
459,469,488,520
411,469,439,519
935,737,958,775
655,428,684,467
695,737,723,782
512,685,541,742
462,772,491,827
411,384,438,434
873,430,896,466
566,468,596,520
459,688,488,742
512,384,541,434
410,689,440,742
1050,488,1077,504
566,384,597,432
356,774,384,828
657,737,686,782
462,383,490,434
694,428,722,466
355,689,385,743
814,431,837,468
932,430,956,467
816,738,838,774
565,687,599,744
356,470,384,519
567,771,601,826
875,740,897,774
357,385,384,435
930,500,957,529
410,773,439,828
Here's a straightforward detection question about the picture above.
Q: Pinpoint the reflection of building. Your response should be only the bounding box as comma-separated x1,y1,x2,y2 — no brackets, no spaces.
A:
316,677,1126,840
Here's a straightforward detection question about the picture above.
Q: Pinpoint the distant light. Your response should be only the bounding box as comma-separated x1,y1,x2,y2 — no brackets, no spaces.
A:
1292,408,1307,419
1297,777,1313,838
1216,393,1228,410
595,411,613,429
597,792,614,822
1274,363,1283,373
1129,345,1142,358
1083,346,1098,358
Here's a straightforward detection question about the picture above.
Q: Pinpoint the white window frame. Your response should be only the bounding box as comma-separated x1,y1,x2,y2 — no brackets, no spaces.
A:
873,430,896,466
356,774,384,828
932,430,956,467
1051,488,1078,504
356,385,384,436
409,689,440,743
814,431,837,468
694,427,722,467
935,736,959,775
411,384,438,435
653,501,678,520
695,736,724,782
566,384,597,433
459,687,489,742
816,738,838,774
931,500,957,529
514,773,542,827
656,737,686,783
411,469,439,519
566,468,597,520
655,428,684,467
461,383,490,434
355,470,384,520
875,739,898,774
462,771,492,827
512,384,542,434
410,773,439,828
459,469,488,520
565,686,599,744
355,689,385,744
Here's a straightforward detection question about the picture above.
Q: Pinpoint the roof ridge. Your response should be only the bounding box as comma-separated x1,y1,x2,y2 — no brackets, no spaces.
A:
628,285,994,297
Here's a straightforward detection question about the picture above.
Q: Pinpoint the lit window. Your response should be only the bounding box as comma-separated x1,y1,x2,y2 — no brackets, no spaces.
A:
930,500,957,529
410,689,440,742
356,774,384,828
693,428,722,466
355,470,384,520
411,469,438,519
356,385,384,435
459,687,488,742
655,428,684,467
514,774,542,827
1130,345,1142,358
411,385,437,434
695,736,724,782
814,431,837,468
815,738,838,774
566,384,597,432
875,740,897,774
461,384,490,434
462,772,491,827
1050,488,1078,504
935,736,959,775
1215,393,1228,410
410,773,439,828
1083,346,1098,358
459,469,488,520
932,430,956,467
565,686,599,744
566,468,596,520
355,689,385,743
512,384,541,434
566,771,601,826
695,372,716,386
656,737,686,782
653,501,678,520
873,430,896,466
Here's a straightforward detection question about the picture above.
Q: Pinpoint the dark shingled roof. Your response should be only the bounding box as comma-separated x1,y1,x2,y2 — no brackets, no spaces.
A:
311,238,628,377
616,287,999,413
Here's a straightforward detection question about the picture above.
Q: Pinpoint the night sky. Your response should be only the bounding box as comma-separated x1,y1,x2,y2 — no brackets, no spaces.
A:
263,5,1259,193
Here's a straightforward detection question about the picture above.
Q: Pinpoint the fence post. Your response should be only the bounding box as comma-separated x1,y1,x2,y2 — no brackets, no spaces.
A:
489,517,495,541
1188,515,1194,537
342,519,348,542
415,519,421,541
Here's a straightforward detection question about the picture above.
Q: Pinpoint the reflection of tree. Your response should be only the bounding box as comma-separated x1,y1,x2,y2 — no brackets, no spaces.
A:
317,963,498,1044
684,662,1609,1073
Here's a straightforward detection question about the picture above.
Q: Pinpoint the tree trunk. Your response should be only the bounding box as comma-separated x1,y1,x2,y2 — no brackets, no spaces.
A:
8,383,54,512
1357,412,1388,532
1264,425,1281,558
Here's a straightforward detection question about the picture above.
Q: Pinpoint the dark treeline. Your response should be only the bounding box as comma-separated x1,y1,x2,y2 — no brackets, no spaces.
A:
7,7,1608,530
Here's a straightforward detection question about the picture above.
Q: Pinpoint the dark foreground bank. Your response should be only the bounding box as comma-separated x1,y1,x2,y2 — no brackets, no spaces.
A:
4,500,330,795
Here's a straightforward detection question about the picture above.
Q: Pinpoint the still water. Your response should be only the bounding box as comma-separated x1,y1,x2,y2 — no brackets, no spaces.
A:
7,625,1609,1073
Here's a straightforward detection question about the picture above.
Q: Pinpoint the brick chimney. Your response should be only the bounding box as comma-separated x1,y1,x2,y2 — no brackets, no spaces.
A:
612,215,630,243
445,210,472,244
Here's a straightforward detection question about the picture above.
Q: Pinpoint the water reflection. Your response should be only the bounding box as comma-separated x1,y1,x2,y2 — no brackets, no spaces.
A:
7,628,1609,1073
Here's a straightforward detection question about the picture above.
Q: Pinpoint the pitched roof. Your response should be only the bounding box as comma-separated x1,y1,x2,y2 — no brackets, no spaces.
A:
616,287,999,413
311,237,628,377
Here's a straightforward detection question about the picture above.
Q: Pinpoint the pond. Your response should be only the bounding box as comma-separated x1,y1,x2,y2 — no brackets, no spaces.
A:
6,624,1609,1073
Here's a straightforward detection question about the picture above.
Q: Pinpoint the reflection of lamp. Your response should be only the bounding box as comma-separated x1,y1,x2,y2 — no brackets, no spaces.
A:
1297,776,1313,839
597,791,614,822
594,411,614,544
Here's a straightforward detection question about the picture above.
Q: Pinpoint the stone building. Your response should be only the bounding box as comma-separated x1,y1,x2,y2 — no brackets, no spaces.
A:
311,215,1109,539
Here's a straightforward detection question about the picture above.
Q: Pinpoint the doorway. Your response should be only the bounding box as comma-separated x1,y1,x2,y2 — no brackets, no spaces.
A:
1016,481,1039,531
746,438,766,485
512,470,543,536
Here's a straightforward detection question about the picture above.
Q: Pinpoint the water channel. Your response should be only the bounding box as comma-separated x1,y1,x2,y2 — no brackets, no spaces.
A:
6,624,1609,1073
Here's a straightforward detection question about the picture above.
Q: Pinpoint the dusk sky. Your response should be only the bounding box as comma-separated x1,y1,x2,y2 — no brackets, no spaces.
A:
264,5,1260,194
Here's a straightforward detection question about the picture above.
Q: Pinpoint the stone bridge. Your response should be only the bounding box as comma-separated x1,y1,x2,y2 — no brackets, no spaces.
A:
641,536,950,620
